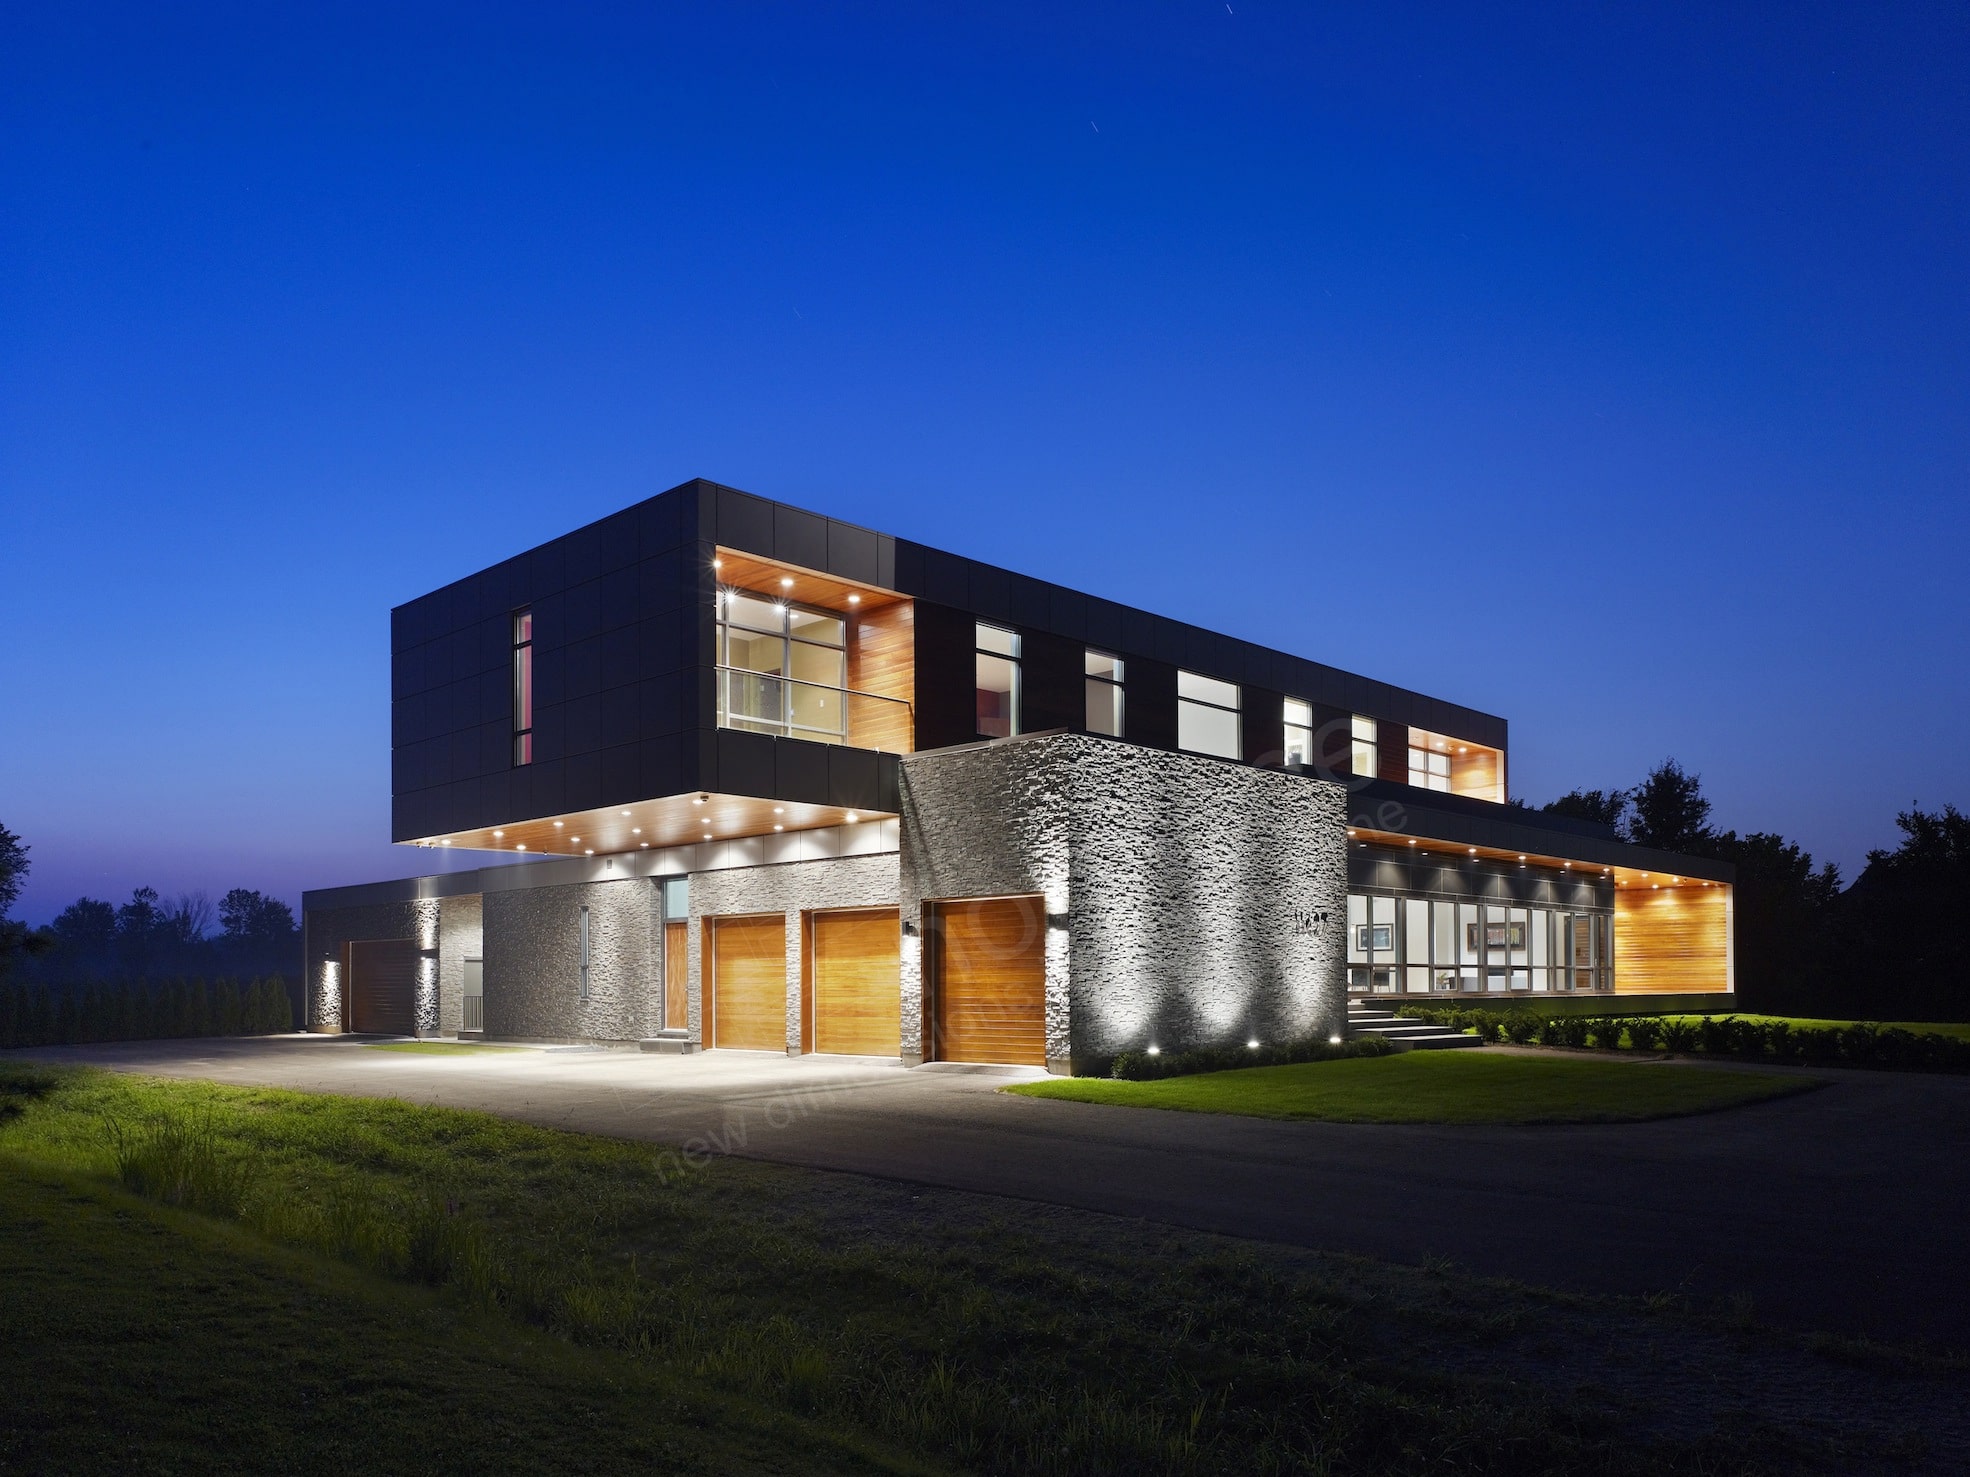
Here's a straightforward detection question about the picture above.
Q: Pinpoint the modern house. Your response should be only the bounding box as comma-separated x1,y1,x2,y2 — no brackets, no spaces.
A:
302,479,1733,1071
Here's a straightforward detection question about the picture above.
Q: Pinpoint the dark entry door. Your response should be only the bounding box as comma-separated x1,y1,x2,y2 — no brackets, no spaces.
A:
348,939,418,1036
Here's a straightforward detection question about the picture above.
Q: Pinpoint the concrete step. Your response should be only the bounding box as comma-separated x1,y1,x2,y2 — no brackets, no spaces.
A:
638,1030,698,1055
1381,1032,1484,1052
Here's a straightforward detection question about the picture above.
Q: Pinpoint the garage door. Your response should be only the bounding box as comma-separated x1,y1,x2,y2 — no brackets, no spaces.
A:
932,897,1046,1066
347,939,418,1036
810,908,900,1056
708,915,787,1052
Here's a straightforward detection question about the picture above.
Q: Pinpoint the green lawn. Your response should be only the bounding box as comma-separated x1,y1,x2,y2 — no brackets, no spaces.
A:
1004,1050,1822,1123
361,1040,526,1054
0,1060,1938,1474
0,1158,912,1476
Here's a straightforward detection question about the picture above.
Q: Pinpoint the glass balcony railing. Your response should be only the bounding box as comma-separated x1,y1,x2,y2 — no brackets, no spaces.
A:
716,666,915,754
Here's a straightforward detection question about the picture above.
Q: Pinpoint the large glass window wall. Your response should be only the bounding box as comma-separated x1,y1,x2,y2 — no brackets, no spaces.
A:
1347,892,1612,994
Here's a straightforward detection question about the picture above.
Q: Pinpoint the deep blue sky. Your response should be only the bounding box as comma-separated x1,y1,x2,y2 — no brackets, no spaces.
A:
4,3,1967,923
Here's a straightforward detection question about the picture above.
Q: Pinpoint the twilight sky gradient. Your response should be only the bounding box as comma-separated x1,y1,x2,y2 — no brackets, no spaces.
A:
4,3,1967,924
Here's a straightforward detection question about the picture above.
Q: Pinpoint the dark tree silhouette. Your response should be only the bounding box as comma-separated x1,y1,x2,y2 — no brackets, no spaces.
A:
1542,788,1629,830
1626,759,1713,852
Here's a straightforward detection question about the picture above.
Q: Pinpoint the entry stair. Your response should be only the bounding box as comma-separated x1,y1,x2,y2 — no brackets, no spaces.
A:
1347,1003,1483,1052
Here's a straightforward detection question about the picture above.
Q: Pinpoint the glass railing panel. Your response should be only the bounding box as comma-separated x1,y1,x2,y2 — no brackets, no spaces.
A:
716,667,913,754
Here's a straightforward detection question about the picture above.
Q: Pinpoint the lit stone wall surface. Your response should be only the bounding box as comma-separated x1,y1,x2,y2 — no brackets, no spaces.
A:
436,893,483,1036
481,876,656,1042
301,900,423,1032
900,733,1348,1073
687,851,901,1052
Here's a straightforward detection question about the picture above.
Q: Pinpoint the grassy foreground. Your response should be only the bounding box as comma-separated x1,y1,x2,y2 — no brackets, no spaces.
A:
0,1061,1953,1475
1004,1051,1821,1123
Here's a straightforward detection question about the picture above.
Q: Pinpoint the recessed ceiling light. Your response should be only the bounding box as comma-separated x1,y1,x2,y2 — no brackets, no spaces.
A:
773,824,784,832
773,807,784,815
516,844,526,851
493,830,504,838
640,842,649,849
440,838,451,846
692,797,703,805
584,849,593,856
847,594,861,605
712,558,722,569
844,812,859,824
702,834,712,841
553,821,564,828
1518,855,1527,862
1468,847,1476,855
779,577,793,588
1407,839,1416,845
621,810,631,817
571,835,580,842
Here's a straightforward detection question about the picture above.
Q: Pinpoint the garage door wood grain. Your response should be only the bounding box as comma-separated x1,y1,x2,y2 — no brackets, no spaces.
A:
811,908,900,1057
709,915,787,1052
348,939,418,1036
933,897,1046,1066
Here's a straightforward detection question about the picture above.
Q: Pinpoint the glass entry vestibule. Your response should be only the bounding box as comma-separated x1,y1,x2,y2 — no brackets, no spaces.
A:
1346,893,1611,994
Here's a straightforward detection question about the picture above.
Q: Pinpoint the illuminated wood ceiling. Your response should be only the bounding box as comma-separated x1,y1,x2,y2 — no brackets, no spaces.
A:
407,793,893,859
1345,828,1726,891
712,548,909,615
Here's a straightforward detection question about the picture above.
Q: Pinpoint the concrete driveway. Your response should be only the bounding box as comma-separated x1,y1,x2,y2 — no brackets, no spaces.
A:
12,1034,1969,1348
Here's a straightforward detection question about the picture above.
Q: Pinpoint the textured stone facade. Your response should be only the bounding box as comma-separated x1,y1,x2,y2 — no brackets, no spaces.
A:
302,898,439,1033
688,852,901,1052
436,893,483,1036
900,733,1348,1072
481,876,657,1042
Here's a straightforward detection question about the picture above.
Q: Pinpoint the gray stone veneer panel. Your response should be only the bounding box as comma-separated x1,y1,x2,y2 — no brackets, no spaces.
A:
481,877,656,1042
437,894,483,1035
899,733,1346,1073
687,853,901,1053
301,898,440,1034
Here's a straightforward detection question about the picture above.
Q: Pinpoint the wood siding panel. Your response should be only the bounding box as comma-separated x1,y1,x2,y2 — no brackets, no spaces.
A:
932,896,1046,1065
846,601,915,753
1377,721,1411,785
1614,887,1731,994
663,919,688,1030
811,908,902,1056
349,939,418,1036
709,914,788,1050
1450,745,1505,803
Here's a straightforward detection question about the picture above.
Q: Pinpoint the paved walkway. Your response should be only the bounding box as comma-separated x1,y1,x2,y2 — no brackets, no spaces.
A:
12,1035,1969,1347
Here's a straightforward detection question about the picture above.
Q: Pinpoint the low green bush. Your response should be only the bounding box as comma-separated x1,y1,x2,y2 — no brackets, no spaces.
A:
1661,1019,1699,1052
1586,1017,1626,1051
1625,1018,1664,1052
1502,1012,1539,1046
1110,1032,1393,1081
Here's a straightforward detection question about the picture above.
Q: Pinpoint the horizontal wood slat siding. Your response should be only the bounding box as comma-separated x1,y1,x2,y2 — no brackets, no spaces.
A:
709,914,788,1051
349,939,418,1036
933,897,1046,1066
811,908,901,1056
1614,887,1731,994
1450,745,1504,803
663,920,688,1030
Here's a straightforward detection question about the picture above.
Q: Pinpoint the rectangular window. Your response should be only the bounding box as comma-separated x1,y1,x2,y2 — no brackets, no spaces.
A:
717,591,850,742
578,905,591,1001
1084,650,1124,736
1283,698,1312,767
1177,671,1241,758
1408,746,1451,791
976,623,1020,738
1351,715,1378,780
512,610,534,766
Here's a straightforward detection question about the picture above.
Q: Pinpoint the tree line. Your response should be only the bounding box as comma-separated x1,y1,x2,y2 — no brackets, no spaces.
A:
1538,761,1969,1020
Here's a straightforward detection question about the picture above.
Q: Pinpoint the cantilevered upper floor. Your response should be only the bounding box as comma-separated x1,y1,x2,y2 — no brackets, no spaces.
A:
390,478,1511,856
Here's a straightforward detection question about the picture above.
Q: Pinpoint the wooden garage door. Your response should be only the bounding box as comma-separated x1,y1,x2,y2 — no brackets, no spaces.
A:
932,897,1046,1066
811,908,900,1057
348,939,418,1036
708,915,787,1052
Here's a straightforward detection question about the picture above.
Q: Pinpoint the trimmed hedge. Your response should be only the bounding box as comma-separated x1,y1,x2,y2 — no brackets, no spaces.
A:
1110,1033,1394,1082
1392,1004,1970,1073
0,976,292,1049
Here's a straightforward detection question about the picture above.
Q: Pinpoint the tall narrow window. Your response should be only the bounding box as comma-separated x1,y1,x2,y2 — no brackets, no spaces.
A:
1350,715,1377,779
512,609,534,766
578,905,591,1001
1283,698,1313,767
1177,671,1241,758
1085,650,1124,737
976,623,1020,738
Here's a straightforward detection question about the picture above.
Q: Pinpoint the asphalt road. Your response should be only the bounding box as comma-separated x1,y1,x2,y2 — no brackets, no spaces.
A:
13,1034,1968,1347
